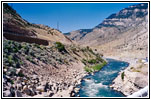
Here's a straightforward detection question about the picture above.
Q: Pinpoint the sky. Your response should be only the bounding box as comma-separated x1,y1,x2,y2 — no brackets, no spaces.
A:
8,3,139,33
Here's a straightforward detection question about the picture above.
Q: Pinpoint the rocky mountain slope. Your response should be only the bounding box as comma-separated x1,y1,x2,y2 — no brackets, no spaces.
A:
65,3,148,55
3,39,106,97
3,3,106,97
3,3,72,45
65,3,148,96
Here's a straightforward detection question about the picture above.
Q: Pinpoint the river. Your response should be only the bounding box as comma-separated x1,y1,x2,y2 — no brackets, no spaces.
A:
75,58,129,97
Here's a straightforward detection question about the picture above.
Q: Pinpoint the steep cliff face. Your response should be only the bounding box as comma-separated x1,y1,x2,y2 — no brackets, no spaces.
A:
3,3,73,45
65,3,148,54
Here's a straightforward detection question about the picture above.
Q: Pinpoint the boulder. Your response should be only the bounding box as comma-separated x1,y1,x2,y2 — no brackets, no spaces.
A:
74,87,80,93
49,92,54,97
3,90,12,97
16,77,22,83
134,76,148,88
16,84,22,90
4,68,7,72
41,92,48,97
36,85,45,92
32,75,38,80
15,90,22,97
21,82,25,86
23,87,34,96
16,68,22,75
44,82,49,92
10,87,15,97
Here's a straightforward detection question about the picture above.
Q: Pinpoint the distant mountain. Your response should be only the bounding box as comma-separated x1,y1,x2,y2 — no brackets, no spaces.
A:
64,29,93,41
65,3,148,54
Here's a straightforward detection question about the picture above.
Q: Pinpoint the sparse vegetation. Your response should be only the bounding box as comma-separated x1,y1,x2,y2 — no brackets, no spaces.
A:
9,79,14,84
88,59,97,64
121,72,125,80
130,64,143,72
82,59,87,65
3,39,77,68
26,56,35,64
18,71,24,77
80,46,107,73
84,66,93,73
55,42,66,52
84,61,107,73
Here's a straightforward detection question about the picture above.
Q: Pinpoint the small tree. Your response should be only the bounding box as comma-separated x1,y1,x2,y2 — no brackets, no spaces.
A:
55,42,66,52
121,72,125,81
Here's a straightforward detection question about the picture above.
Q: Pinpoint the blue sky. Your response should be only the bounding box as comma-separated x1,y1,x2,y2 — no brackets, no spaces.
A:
8,3,139,33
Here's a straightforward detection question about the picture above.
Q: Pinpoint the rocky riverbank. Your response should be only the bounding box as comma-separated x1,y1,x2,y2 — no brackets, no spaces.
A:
3,61,86,97
108,52,148,96
3,39,106,97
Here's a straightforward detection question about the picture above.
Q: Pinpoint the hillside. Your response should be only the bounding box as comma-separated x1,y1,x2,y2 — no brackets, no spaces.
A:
3,3,106,97
3,3,72,45
3,39,106,97
65,3,148,96
65,3,148,56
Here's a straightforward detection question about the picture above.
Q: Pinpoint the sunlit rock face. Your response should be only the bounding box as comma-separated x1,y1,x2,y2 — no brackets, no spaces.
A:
65,3,148,49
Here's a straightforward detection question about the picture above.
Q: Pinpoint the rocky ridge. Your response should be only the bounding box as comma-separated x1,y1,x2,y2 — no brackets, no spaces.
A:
3,3,72,45
65,3,148,49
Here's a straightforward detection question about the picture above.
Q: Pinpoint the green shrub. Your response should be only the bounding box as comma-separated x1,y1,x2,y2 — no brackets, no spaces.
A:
82,59,87,65
84,60,107,73
92,64,103,71
30,51,35,57
96,55,104,62
102,61,107,66
12,47,19,53
88,59,97,64
25,46,30,54
18,72,24,77
87,47,95,55
26,56,31,61
26,56,35,64
121,72,125,80
84,66,93,73
7,55,13,65
7,78,14,84
34,44,44,50
10,80,14,84
55,42,66,52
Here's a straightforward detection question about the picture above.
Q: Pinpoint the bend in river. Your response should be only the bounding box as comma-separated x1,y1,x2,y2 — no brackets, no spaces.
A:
75,58,129,97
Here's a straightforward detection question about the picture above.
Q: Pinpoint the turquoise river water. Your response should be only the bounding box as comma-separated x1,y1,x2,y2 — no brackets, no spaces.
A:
75,58,129,97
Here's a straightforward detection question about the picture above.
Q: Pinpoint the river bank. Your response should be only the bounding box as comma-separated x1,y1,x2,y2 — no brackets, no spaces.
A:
107,53,148,96
49,53,148,97
32,54,148,97
73,58,129,97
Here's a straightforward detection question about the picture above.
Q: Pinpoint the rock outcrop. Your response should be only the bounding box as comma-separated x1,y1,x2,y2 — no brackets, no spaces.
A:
65,3,148,54
3,3,73,45
110,58,148,96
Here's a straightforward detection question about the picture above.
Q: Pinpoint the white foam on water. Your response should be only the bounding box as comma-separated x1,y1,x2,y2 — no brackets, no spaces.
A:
101,70,118,75
83,79,108,97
